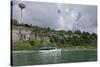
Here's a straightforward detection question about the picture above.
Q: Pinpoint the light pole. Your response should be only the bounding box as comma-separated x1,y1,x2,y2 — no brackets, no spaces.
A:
19,3,25,23
18,3,25,41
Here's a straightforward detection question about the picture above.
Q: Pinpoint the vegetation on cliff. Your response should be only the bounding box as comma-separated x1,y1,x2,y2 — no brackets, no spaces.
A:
12,19,97,50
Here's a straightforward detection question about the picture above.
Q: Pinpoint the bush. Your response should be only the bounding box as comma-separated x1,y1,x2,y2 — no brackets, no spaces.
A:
12,41,33,50
29,41,34,46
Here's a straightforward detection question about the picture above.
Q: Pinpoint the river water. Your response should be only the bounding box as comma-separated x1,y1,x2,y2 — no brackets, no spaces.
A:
12,49,97,66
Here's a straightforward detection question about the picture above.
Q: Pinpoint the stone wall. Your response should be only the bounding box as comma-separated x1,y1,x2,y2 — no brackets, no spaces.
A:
12,26,35,42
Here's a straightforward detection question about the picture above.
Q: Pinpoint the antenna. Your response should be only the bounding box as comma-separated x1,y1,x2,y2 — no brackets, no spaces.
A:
75,12,81,22
57,3,61,15
58,9,61,14
18,2,25,23
72,12,81,31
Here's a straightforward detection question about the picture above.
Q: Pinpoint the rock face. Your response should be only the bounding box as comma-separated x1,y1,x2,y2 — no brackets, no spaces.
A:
12,26,80,42
12,26,59,42
12,26,35,42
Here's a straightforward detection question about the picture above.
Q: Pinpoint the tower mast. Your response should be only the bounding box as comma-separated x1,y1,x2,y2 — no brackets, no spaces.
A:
18,1,25,23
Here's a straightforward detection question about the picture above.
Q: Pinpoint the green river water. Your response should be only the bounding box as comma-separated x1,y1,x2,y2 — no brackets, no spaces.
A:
12,49,97,66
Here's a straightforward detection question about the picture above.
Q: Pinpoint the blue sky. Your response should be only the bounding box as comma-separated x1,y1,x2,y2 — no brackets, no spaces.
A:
12,0,97,33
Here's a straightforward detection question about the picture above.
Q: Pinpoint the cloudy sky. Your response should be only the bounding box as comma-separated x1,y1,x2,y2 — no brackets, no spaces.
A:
12,0,97,33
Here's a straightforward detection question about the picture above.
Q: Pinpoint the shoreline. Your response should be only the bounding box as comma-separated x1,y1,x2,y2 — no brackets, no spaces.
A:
63,48,97,51
12,48,97,53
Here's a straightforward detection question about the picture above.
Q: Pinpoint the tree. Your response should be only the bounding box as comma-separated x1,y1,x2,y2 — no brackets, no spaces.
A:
47,27,51,31
11,19,18,25
67,30,73,36
50,38,54,43
91,33,97,39
24,24,30,27
74,30,81,34
29,40,34,46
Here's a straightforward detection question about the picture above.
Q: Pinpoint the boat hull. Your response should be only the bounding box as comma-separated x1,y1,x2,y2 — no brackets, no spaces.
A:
38,49,62,52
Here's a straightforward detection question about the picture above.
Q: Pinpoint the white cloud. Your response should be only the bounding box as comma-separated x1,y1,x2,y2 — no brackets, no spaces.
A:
12,1,97,33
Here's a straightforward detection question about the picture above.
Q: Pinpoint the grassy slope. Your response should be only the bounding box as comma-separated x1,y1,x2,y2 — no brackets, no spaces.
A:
12,41,97,51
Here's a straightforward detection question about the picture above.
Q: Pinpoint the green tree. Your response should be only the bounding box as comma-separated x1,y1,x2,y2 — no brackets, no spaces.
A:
74,30,81,34
67,30,73,36
11,19,18,25
29,40,34,46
